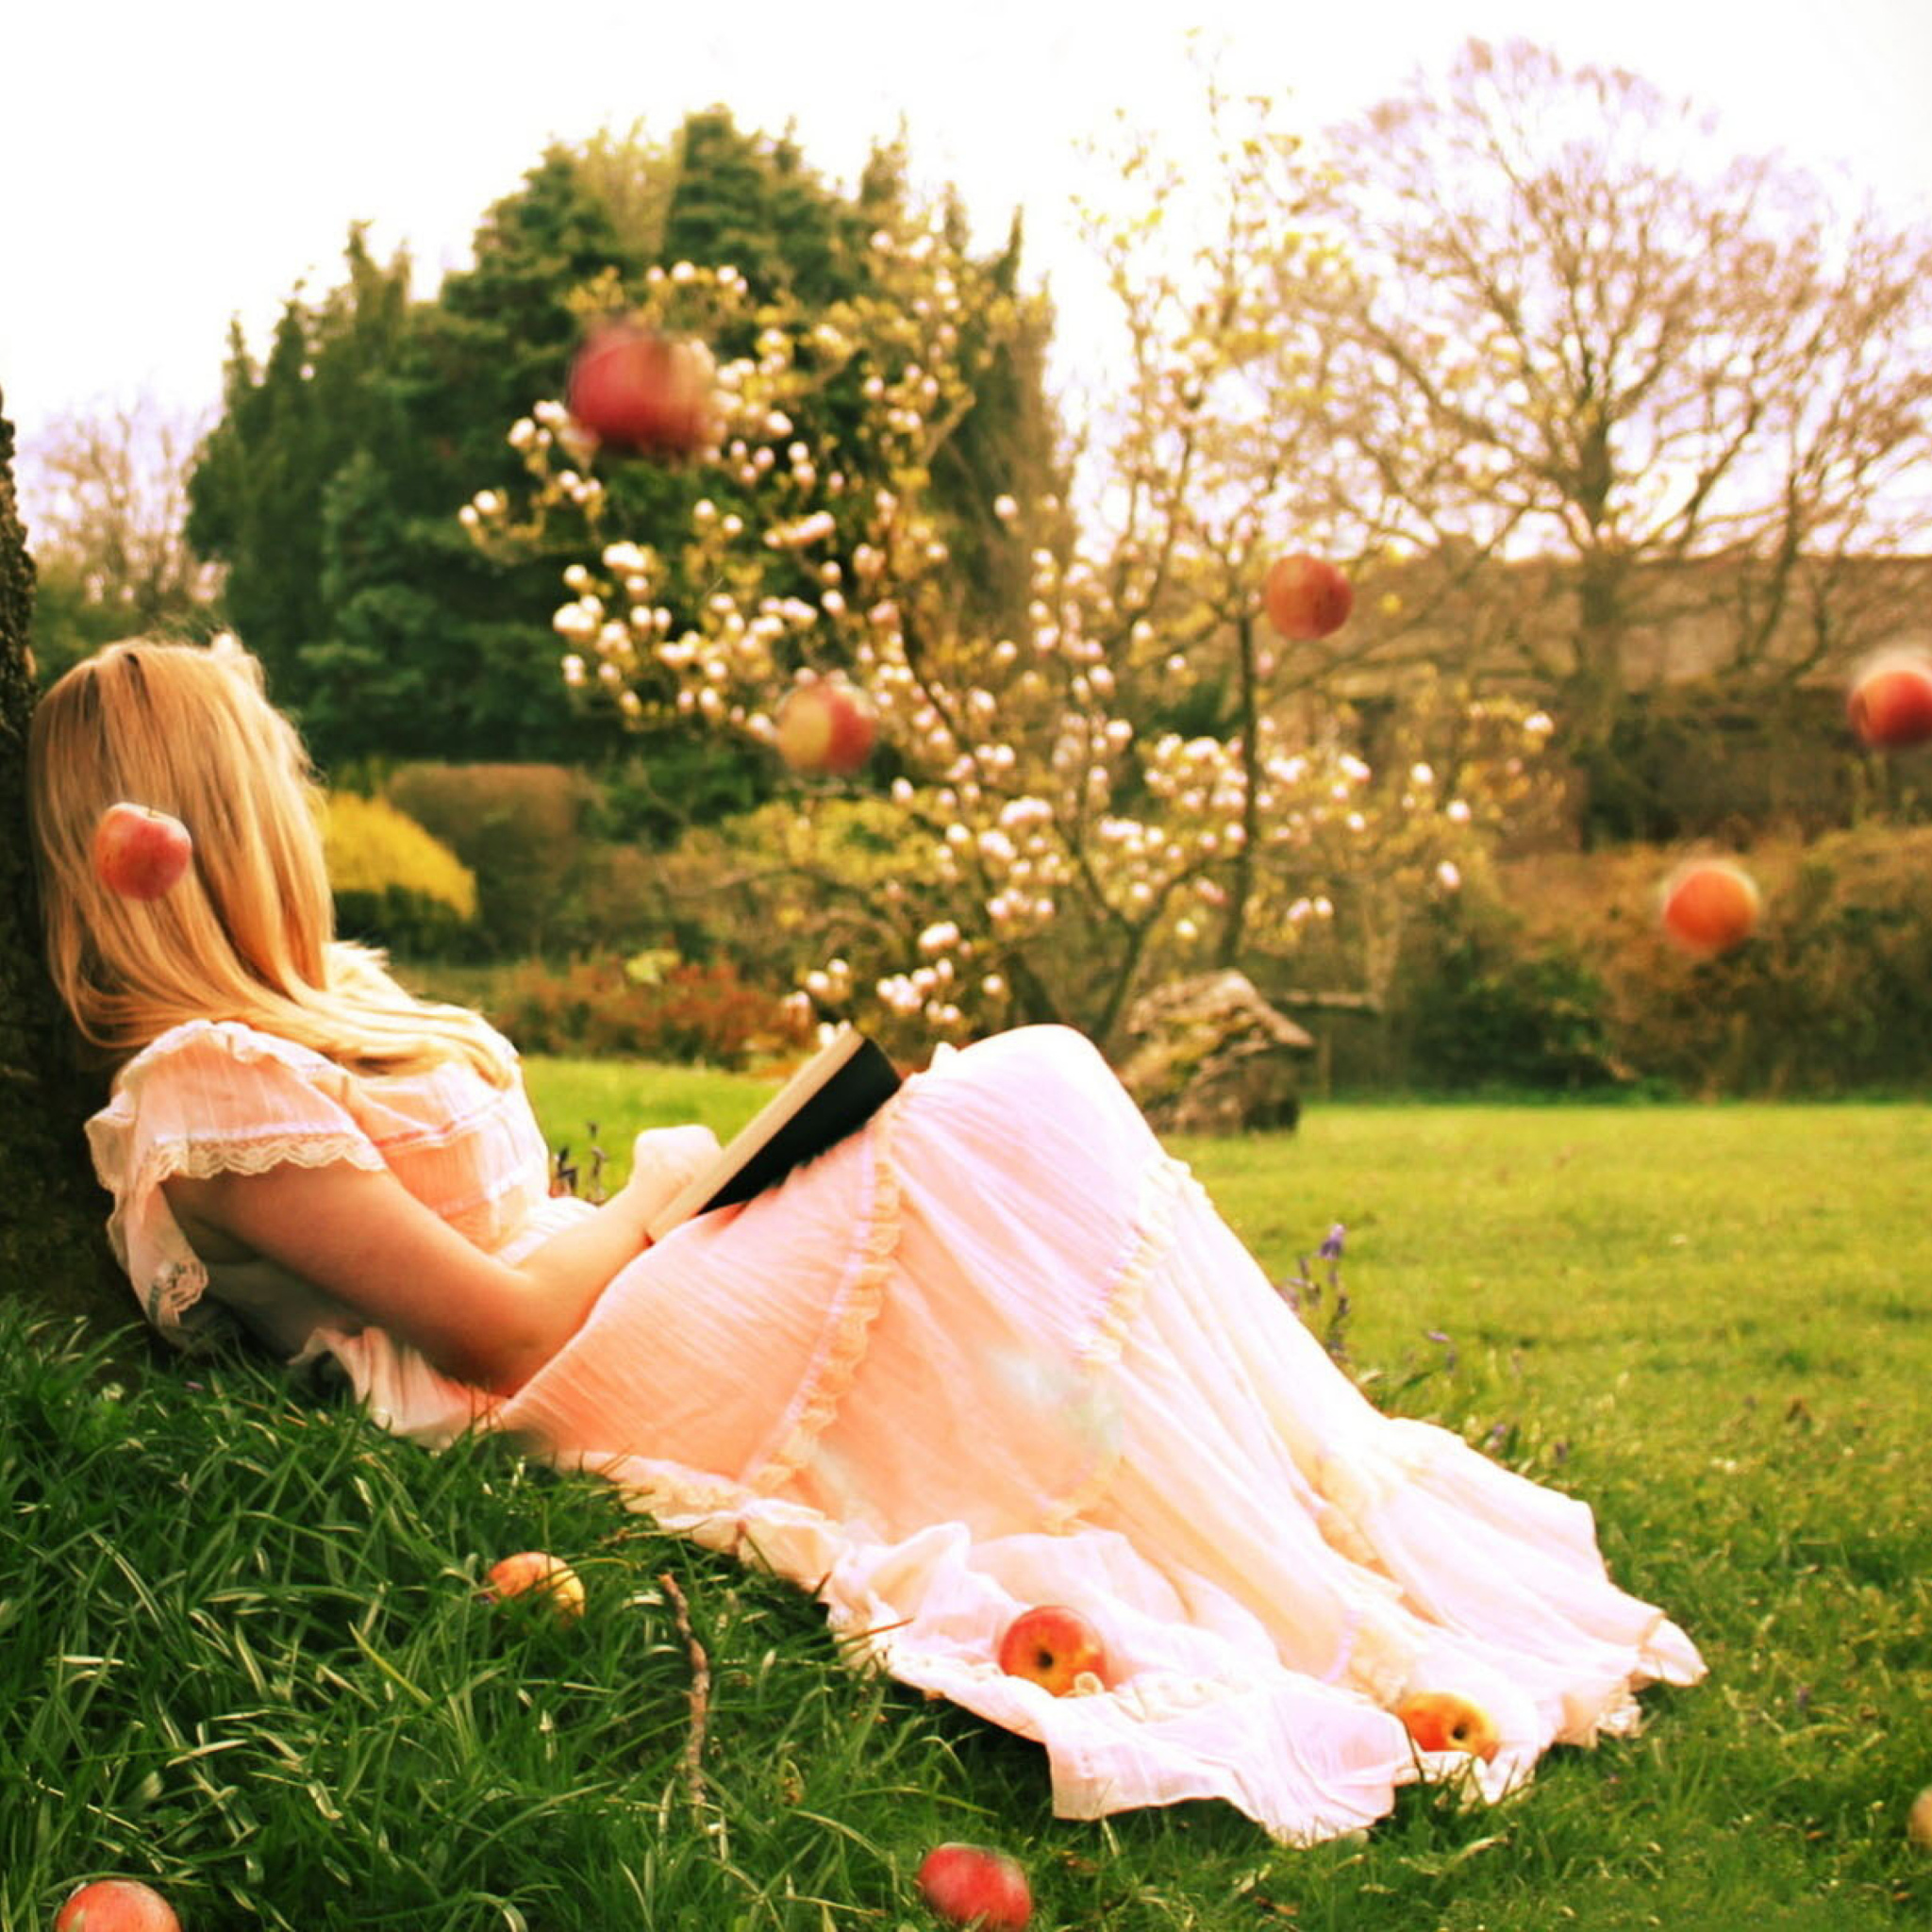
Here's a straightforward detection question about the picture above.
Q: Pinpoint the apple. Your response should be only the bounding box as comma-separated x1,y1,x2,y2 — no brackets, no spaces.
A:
92,803,193,902
995,1604,1108,1697
1658,857,1760,958
1908,1785,1932,1850
1847,651,1932,751
774,679,877,777
53,1878,181,1932
916,1843,1032,1931
1394,1690,1502,1763
1262,552,1353,641
479,1550,585,1622
565,322,712,458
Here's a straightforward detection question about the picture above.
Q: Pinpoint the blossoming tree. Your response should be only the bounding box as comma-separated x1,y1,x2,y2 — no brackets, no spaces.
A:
469,92,1552,1052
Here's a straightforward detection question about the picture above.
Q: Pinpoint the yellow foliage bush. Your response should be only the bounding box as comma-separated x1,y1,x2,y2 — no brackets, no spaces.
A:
323,794,479,956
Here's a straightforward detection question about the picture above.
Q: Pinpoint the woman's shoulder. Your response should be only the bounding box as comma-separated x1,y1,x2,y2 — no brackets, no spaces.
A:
112,1017,339,1091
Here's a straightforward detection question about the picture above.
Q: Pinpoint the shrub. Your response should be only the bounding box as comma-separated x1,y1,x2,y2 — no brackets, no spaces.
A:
486,951,809,1068
1503,824,1932,1094
324,792,480,958
1397,900,1629,1092
385,764,597,956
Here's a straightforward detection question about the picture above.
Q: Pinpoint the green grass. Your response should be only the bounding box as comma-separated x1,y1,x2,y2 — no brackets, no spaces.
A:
3,1067,1928,1931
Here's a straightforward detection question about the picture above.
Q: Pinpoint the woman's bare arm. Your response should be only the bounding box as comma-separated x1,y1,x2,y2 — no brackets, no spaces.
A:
163,1124,719,1396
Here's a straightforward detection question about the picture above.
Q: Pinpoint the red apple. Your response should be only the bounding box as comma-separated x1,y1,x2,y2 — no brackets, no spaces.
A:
566,322,712,458
774,680,876,777
995,1604,1108,1697
1394,1690,1501,1763
53,1878,181,1932
480,1550,585,1622
1847,651,1932,750
92,803,193,902
916,1843,1032,1931
1658,857,1760,958
1262,552,1353,641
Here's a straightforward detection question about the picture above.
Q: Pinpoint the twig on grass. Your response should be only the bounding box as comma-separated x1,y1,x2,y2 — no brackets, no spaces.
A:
658,1570,712,1816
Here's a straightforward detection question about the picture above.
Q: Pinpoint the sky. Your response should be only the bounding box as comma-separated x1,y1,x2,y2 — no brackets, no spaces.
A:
5,0,1930,477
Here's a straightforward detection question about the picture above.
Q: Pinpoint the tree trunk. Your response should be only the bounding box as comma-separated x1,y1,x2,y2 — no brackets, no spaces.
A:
0,391,157,1367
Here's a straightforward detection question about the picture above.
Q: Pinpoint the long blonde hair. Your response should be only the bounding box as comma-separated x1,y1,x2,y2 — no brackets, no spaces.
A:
26,637,512,1086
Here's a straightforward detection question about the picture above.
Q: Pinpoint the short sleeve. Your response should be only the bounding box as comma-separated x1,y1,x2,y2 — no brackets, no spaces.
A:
85,1020,389,1349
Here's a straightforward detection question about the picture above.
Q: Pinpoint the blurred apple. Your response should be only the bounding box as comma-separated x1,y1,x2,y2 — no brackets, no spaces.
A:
566,322,712,458
480,1551,585,1622
916,1842,1032,1930
1659,857,1760,958
53,1878,181,1932
1847,651,1932,750
1394,1690,1501,1762
1262,552,1353,641
996,1604,1108,1697
92,803,193,902
1908,1785,1932,1849
775,679,876,776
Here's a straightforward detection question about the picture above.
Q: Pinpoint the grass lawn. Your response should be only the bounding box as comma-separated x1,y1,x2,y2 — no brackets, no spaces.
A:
2,1062,1927,1931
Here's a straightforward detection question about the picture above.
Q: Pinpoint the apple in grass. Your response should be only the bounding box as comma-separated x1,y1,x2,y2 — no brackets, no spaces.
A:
1394,1690,1502,1763
92,803,193,902
916,1843,1033,1931
774,677,877,777
53,1878,181,1932
565,322,713,458
1847,651,1932,750
479,1551,585,1622
1658,857,1760,958
995,1604,1108,1697
1907,1784,1932,1849
1262,552,1353,641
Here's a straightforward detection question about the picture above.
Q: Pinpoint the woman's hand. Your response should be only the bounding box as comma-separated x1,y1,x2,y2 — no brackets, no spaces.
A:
620,1124,723,1226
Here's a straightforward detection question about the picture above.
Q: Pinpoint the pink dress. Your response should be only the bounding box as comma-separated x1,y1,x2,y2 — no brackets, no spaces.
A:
89,1017,1705,1846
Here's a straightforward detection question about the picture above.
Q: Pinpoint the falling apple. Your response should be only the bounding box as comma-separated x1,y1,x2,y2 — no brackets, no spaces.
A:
995,1604,1108,1697
1658,857,1760,958
1262,552,1353,641
1394,1690,1502,1763
1847,651,1932,751
916,1842,1033,1931
92,803,193,902
774,679,877,777
479,1551,585,1622
52,1878,181,1932
566,322,712,458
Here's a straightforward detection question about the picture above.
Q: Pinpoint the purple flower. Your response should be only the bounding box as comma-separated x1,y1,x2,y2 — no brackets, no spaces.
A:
1318,1223,1346,1261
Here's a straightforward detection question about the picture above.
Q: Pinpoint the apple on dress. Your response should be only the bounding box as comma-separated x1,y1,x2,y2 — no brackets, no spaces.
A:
92,803,194,901
995,1604,1108,1696
1394,1690,1502,1762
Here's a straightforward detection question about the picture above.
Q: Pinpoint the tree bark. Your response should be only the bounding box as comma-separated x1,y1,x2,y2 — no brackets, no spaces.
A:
0,391,158,1367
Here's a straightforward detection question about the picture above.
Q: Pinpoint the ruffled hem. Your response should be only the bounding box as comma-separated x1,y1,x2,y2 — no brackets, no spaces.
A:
746,1098,905,1496
1041,1154,1188,1532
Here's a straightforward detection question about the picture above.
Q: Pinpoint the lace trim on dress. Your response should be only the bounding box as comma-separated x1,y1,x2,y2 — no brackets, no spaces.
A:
746,1098,905,1496
1040,1153,1190,1533
123,1132,387,1344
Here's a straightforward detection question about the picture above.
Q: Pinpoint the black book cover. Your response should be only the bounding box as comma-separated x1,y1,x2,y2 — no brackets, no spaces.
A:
646,1027,904,1237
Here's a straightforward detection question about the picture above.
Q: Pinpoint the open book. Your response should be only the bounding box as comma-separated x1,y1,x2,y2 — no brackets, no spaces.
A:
644,1024,904,1241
